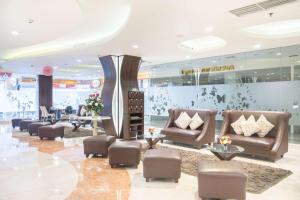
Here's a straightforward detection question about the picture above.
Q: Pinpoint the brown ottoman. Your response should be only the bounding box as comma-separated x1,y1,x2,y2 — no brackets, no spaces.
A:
143,149,181,183
12,118,24,129
83,135,116,157
38,125,65,140
108,141,141,168
19,120,39,131
28,122,50,136
198,161,248,200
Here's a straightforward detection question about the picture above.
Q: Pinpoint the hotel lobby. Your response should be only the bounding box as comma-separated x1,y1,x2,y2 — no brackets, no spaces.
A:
1,0,300,200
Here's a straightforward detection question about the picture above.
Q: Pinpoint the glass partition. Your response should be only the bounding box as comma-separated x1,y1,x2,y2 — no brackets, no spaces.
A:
0,73,37,120
139,44,300,144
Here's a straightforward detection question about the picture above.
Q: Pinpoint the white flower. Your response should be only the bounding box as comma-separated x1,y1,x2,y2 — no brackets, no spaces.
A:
95,103,98,106
89,102,92,105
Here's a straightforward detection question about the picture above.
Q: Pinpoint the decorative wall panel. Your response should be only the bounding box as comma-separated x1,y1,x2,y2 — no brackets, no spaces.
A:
145,81,300,125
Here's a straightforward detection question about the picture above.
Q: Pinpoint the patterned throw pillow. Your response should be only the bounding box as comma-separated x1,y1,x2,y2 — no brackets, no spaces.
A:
230,115,246,135
189,113,204,130
241,115,260,137
256,115,274,137
175,112,192,129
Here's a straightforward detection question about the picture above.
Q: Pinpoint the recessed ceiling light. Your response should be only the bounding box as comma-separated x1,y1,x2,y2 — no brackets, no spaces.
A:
53,66,58,69
253,44,261,49
296,60,300,63
185,55,191,59
242,19,300,39
276,52,282,56
178,36,226,53
205,26,214,32
11,31,19,36
76,59,82,63
132,45,139,49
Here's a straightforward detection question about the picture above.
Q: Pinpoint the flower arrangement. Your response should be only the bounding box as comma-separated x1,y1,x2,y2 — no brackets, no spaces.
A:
84,92,104,115
219,135,232,145
148,127,156,134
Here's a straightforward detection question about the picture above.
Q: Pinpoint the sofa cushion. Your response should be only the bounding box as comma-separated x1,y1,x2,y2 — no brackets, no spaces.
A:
226,134,275,151
230,115,246,135
174,112,192,129
162,127,201,142
256,115,275,137
241,115,260,137
189,113,204,130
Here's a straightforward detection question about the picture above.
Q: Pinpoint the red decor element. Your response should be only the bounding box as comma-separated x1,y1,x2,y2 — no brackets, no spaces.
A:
42,66,53,76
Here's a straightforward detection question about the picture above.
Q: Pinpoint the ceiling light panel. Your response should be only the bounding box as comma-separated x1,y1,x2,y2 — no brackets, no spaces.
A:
242,19,300,38
178,36,226,53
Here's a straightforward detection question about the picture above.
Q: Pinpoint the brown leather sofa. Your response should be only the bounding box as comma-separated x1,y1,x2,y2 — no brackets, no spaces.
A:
220,110,291,161
161,109,217,148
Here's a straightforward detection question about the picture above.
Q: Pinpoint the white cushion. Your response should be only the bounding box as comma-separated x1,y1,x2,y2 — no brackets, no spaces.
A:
175,112,192,129
80,107,87,116
189,113,204,130
230,115,246,135
256,115,274,137
241,115,260,137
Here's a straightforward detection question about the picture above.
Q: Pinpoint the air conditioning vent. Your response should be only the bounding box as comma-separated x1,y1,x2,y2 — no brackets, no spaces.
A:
230,4,263,17
230,0,298,17
258,0,297,9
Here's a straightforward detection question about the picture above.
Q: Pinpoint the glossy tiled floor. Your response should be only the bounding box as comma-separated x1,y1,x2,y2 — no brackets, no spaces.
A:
1,122,300,200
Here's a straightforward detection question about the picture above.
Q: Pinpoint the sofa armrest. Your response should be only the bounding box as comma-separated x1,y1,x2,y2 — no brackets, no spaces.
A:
195,110,217,145
220,110,231,137
163,109,175,129
271,113,290,158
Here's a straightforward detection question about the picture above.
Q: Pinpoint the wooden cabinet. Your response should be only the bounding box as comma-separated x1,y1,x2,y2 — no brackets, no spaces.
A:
123,91,144,139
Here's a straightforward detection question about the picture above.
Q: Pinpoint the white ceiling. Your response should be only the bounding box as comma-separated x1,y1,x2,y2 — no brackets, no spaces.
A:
1,0,300,77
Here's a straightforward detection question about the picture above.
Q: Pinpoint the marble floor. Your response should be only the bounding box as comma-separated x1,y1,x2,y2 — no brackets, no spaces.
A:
1,122,300,200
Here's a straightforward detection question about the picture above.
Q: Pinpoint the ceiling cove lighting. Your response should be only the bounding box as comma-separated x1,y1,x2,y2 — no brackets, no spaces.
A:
242,19,300,38
178,36,226,53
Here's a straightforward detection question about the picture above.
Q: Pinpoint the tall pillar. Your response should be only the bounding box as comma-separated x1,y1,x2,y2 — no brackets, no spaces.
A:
38,75,53,119
99,56,117,136
99,55,141,138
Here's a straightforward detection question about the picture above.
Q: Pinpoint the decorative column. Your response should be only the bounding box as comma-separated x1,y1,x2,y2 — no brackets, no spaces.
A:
99,56,118,136
99,55,141,138
38,75,53,119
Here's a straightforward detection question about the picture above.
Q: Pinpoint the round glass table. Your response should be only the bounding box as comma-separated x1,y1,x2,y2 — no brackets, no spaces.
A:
205,143,245,160
144,132,166,149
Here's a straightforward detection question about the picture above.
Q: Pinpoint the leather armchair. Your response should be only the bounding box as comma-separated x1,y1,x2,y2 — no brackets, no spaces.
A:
220,110,291,161
161,108,217,148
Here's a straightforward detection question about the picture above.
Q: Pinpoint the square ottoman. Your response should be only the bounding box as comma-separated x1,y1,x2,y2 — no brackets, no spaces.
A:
108,141,141,168
198,160,248,200
28,122,51,136
12,118,23,129
38,125,64,140
143,149,181,183
19,119,39,131
83,135,116,157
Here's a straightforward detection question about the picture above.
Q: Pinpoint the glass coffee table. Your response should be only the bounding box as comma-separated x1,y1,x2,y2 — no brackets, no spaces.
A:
205,143,244,161
144,132,166,149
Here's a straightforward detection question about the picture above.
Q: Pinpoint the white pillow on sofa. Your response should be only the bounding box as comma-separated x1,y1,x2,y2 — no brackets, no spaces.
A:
230,115,246,135
256,115,274,137
80,106,87,116
175,112,192,129
189,113,204,130
241,115,260,137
